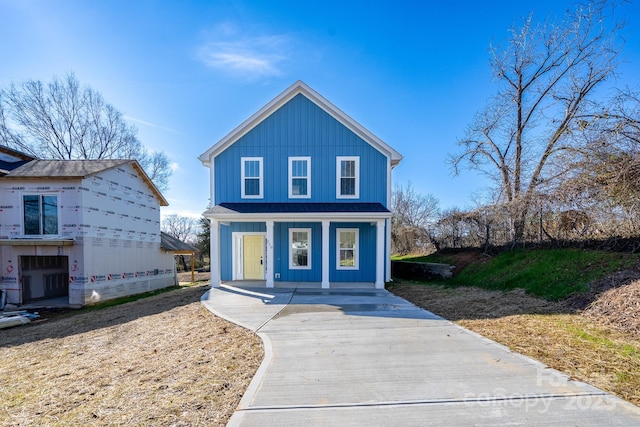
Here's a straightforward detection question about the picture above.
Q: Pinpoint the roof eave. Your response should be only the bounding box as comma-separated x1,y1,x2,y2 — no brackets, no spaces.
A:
202,210,391,221
198,81,403,166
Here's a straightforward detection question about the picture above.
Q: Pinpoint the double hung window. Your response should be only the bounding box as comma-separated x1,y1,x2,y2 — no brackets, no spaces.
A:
23,194,59,236
288,157,311,198
241,157,263,198
336,156,359,198
337,228,359,270
290,228,311,269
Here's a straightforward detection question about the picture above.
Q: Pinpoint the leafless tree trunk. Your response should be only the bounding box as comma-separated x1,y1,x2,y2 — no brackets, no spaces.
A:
450,0,637,243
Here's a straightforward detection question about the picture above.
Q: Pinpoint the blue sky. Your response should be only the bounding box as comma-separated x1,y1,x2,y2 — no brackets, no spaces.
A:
2,0,639,219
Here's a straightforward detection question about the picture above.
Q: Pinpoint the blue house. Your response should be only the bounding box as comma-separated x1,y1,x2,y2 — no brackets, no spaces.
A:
198,81,402,289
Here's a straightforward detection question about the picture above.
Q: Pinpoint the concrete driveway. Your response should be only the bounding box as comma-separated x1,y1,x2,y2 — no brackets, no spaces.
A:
201,285,640,426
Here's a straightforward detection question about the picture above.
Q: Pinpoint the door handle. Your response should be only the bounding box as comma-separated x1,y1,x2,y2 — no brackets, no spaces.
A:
260,257,263,265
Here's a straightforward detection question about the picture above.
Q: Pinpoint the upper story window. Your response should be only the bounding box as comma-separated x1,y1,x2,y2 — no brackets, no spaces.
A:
23,194,59,236
288,156,311,198
336,156,359,199
290,228,311,269
241,157,263,199
337,228,359,270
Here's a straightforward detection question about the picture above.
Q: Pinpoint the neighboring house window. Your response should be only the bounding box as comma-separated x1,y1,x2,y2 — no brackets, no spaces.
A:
23,194,59,236
290,228,311,269
337,228,359,269
241,157,263,198
288,156,311,198
336,156,359,198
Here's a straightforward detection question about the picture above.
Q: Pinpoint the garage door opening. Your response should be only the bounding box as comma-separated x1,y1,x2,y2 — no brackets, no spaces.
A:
20,256,69,303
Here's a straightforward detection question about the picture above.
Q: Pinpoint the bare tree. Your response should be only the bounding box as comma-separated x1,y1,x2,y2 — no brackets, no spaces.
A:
450,0,639,243
162,214,197,271
162,214,196,243
391,182,440,254
0,73,171,191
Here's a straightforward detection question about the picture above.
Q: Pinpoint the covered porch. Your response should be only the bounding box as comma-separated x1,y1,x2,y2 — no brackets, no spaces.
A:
204,203,392,290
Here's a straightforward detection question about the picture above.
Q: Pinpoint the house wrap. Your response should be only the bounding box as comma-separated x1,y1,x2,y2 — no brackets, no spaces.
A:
0,151,176,307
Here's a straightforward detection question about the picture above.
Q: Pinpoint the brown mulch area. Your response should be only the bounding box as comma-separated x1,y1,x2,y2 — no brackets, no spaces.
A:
583,279,640,337
0,283,263,426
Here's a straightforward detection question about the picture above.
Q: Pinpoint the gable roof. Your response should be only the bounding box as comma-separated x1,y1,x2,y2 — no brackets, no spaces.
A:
0,145,37,176
3,159,168,206
198,80,403,166
0,145,36,162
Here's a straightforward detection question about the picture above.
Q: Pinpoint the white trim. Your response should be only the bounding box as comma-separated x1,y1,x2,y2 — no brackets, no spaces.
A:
336,228,359,270
198,81,402,167
266,221,274,287
204,210,391,222
321,220,330,288
336,156,359,199
289,228,311,270
385,218,392,282
241,157,263,199
232,232,266,280
288,156,311,199
375,220,385,288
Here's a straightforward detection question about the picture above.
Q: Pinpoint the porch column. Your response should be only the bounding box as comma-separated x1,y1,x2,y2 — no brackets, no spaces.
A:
322,220,330,289
210,219,220,288
385,218,392,282
375,219,385,289
266,220,274,288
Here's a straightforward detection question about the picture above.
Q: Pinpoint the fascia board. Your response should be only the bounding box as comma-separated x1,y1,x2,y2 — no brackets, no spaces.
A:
198,81,303,164
198,81,403,166
299,83,403,165
203,211,391,222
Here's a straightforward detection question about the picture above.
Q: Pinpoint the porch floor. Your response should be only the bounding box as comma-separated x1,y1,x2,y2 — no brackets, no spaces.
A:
219,281,377,290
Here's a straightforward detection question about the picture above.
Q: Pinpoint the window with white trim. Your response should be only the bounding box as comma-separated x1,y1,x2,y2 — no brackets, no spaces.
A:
337,228,359,270
241,157,263,198
288,156,311,198
23,194,59,236
336,156,359,198
290,228,311,269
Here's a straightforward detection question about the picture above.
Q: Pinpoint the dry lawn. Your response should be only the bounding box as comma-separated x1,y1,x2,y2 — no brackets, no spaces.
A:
390,281,640,406
0,283,263,426
3,269,639,425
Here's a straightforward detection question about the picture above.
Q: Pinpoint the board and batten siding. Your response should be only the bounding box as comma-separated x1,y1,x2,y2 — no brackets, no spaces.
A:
274,222,322,282
213,94,388,205
220,222,266,281
330,222,377,282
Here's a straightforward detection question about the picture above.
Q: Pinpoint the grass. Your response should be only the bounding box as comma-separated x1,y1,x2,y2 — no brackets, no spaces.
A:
396,248,638,300
459,313,640,405
389,281,640,406
0,283,263,426
390,247,640,405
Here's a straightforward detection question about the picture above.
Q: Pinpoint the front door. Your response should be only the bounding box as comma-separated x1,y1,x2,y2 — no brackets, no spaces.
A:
243,235,264,280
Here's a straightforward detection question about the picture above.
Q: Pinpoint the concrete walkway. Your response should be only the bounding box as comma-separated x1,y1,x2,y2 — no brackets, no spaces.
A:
201,285,640,426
